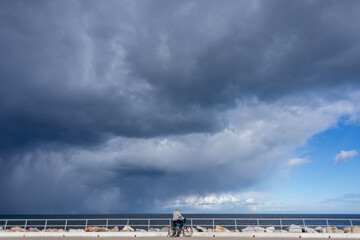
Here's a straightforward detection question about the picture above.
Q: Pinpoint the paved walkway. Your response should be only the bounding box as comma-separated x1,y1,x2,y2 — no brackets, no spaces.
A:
1,237,360,240
0,236,359,240
2,232,360,239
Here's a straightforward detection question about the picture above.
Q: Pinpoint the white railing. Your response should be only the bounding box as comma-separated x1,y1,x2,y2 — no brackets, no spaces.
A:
1,218,359,232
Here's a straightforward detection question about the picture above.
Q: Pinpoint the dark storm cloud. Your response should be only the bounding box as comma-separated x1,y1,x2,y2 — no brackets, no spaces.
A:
0,142,269,213
1,0,360,150
1,0,360,213
0,0,221,153
119,0,360,103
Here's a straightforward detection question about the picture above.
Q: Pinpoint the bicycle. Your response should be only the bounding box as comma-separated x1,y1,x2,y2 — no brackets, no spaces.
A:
168,218,193,237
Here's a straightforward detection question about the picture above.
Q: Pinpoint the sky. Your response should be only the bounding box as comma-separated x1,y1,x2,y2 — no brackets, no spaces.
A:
1,0,360,214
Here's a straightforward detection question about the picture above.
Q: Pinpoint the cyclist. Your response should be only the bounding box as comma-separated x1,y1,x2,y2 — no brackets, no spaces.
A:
172,208,184,236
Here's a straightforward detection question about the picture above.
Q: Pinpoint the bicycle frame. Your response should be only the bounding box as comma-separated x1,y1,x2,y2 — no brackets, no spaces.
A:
170,219,192,237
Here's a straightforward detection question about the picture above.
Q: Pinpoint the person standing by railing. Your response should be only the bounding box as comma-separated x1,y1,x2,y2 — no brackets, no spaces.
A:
172,208,184,235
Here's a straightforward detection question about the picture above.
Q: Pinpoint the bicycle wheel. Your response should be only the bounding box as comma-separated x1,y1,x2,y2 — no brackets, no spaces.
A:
183,226,193,237
168,227,176,238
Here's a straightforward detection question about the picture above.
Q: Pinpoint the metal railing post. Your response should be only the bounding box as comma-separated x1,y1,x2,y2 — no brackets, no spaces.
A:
191,219,193,228
302,219,306,232
169,219,171,227
350,219,353,231
106,219,108,229
44,220,48,231
85,219,88,230
280,219,283,230
24,220,27,230
127,219,129,227
326,219,329,232
64,219,68,231
148,219,150,231
4,220,7,231
235,219,237,231
257,219,259,227
212,219,215,232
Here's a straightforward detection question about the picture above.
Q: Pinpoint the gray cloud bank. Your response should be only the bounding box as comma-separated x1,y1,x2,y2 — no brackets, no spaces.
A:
1,0,360,214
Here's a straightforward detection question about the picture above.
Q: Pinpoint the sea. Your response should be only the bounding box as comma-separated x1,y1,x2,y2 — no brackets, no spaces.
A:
1,214,360,230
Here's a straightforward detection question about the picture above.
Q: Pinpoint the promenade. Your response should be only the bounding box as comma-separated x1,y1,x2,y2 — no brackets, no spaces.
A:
1,232,360,239
1,238,360,240
1,237,360,240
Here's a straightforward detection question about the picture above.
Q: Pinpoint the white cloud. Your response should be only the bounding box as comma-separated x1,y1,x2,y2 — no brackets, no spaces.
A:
164,192,265,212
248,205,261,211
284,158,311,168
245,198,256,204
334,150,358,165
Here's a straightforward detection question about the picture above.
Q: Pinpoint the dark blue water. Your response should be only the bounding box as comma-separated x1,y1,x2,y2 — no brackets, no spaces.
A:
1,214,359,231
1,213,360,219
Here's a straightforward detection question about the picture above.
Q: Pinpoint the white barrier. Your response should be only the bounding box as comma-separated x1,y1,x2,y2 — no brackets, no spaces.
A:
1,232,360,238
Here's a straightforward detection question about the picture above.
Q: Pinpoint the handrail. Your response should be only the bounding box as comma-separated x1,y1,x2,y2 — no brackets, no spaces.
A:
1,217,358,221
1,217,359,232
